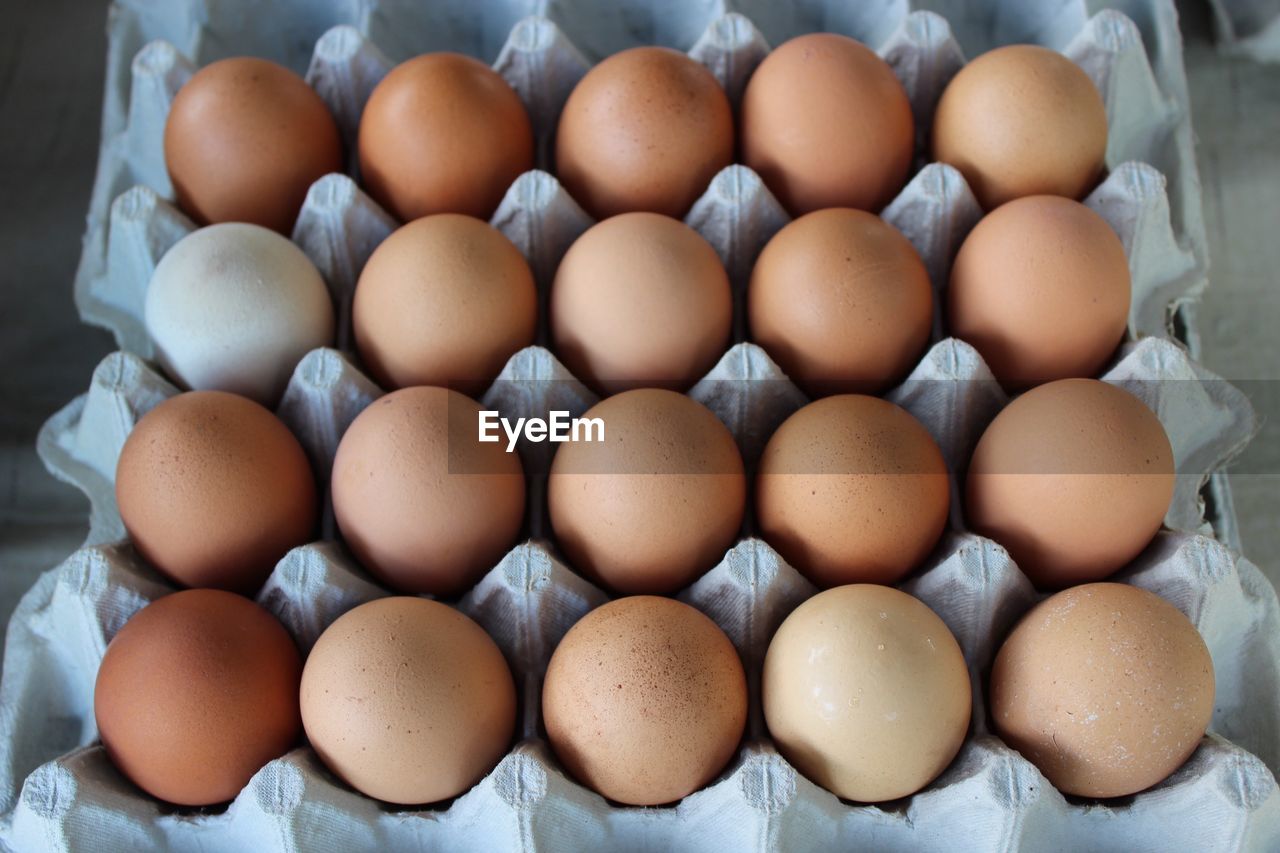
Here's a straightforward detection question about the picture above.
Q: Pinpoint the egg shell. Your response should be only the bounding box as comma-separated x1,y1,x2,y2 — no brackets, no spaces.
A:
94,589,303,806
965,378,1175,589
756,395,950,587
931,44,1108,210
555,46,734,219
990,583,1215,798
740,33,914,214
330,386,526,596
358,52,534,221
550,212,731,395
547,389,746,594
115,390,318,594
762,585,971,802
748,208,933,396
542,596,748,806
163,57,343,234
300,597,517,805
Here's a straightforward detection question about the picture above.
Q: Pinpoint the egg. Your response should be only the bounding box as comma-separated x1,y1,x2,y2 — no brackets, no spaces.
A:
990,583,1214,798
94,589,302,806
300,597,516,804
932,44,1108,210
551,213,731,394
763,585,971,802
548,389,745,594
145,223,335,406
749,208,933,396
330,386,525,595
756,395,949,587
358,53,533,221
543,596,747,805
948,195,1130,390
740,33,914,214
965,379,1174,589
116,391,318,594
164,57,342,234
555,47,734,219
353,214,537,395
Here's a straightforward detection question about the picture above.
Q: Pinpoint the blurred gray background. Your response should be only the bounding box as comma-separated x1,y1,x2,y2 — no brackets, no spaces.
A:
0,0,1276,651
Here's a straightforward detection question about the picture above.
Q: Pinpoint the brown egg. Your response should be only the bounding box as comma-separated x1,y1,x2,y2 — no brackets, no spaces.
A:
948,195,1130,390
763,585,970,802
965,379,1175,589
164,57,342,234
115,391,318,594
740,33,914,214
94,589,302,805
543,596,747,805
330,386,525,595
358,53,533,221
932,45,1108,210
354,214,536,395
548,389,746,594
749,208,933,396
991,583,1214,798
551,213,731,394
555,47,734,219
756,395,950,587
301,597,516,804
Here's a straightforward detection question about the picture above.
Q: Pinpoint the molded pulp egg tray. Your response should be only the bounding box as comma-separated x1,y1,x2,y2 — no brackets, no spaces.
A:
3,0,1279,850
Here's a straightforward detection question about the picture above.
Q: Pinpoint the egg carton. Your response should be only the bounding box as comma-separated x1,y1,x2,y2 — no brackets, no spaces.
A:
1207,0,1280,61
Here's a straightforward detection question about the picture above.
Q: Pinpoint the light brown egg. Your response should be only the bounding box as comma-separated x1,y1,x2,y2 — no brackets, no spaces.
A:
358,53,533,221
932,44,1108,210
990,583,1214,798
115,391,318,594
543,596,747,805
354,214,537,395
965,379,1175,589
330,386,525,595
300,597,516,804
164,57,342,234
763,585,971,802
749,208,933,396
95,589,302,806
548,389,746,594
756,395,949,587
948,195,1130,390
555,47,734,219
551,213,731,395
740,33,914,214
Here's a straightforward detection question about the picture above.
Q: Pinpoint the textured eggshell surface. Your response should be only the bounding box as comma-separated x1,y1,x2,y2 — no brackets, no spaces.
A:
542,596,748,806
762,585,971,803
300,597,517,805
990,583,1215,798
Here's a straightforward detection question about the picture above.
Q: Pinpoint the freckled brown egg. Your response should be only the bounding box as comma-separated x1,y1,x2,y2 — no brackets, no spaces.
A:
359,53,533,221
990,583,1214,798
965,379,1175,589
555,47,734,219
330,386,525,596
756,395,950,588
300,597,516,804
353,214,537,396
741,33,914,215
164,57,342,234
948,195,1130,390
548,389,746,594
551,213,731,395
932,44,1108,210
115,391,318,594
94,589,303,806
749,208,933,396
542,596,748,805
